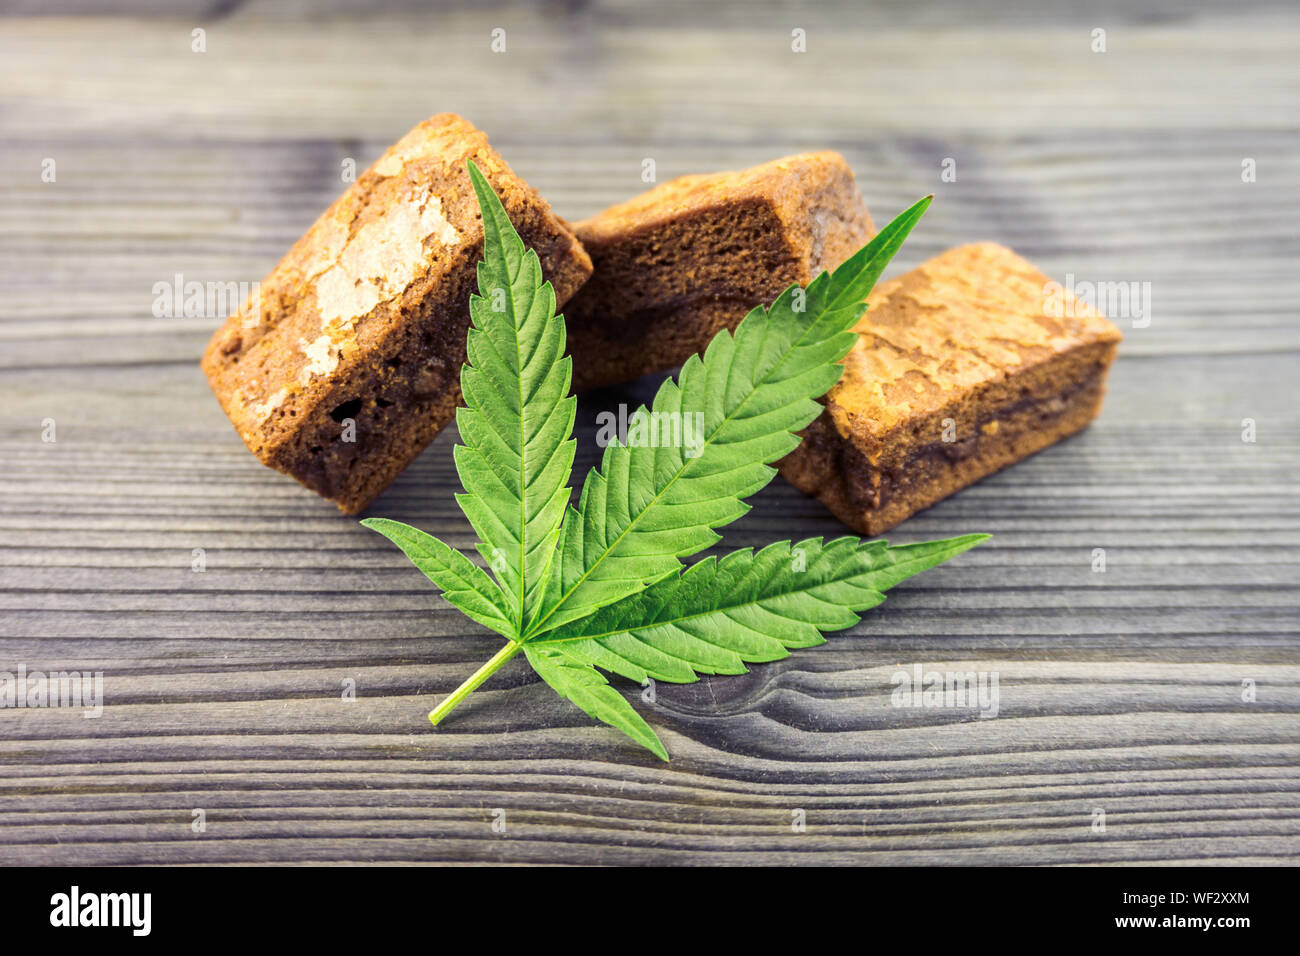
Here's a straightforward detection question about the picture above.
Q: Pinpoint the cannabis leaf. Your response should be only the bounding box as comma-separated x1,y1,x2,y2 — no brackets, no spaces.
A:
531,536,990,684
451,160,574,631
363,162,987,760
361,517,514,638
524,644,670,761
525,197,934,639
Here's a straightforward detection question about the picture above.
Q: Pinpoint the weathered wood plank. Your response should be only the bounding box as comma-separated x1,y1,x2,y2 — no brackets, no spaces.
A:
2,6,1298,138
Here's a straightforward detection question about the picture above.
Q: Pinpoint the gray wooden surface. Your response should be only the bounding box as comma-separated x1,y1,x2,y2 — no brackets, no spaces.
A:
1,0,1297,865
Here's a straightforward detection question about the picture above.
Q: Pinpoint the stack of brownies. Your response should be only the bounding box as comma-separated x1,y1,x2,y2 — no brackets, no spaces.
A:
202,113,1121,534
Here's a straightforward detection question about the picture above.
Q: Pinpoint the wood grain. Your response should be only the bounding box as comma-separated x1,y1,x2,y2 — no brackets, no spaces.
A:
0,0,1297,865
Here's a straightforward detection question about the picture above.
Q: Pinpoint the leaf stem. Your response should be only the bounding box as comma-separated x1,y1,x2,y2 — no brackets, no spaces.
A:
429,641,524,726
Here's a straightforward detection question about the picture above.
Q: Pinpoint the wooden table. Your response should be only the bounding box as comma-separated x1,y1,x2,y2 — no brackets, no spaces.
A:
2,0,1297,865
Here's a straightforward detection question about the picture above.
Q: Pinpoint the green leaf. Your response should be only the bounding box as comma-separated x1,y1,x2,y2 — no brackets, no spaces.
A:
360,517,514,638
532,534,988,688
452,159,576,631
524,197,933,639
524,644,668,761
358,189,976,762
855,534,990,592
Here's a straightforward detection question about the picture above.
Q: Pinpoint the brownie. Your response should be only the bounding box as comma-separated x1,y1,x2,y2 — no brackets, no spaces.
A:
779,243,1123,535
201,114,593,514
563,152,875,390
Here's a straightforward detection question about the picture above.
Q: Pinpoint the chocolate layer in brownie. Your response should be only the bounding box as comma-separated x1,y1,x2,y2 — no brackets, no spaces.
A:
201,114,593,514
779,243,1123,535
563,152,875,390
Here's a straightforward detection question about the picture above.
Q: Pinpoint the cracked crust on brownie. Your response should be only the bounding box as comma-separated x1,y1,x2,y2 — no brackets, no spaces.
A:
779,242,1123,535
201,113,593,514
